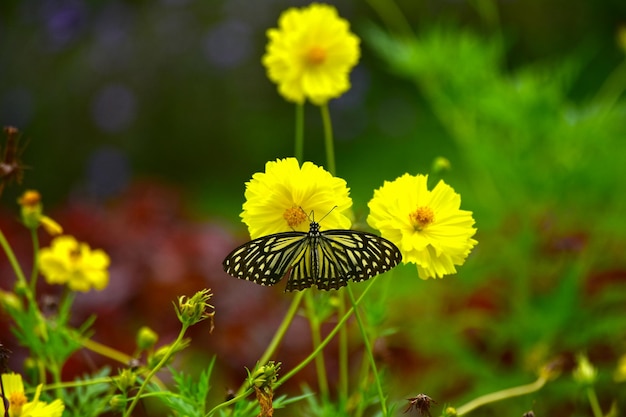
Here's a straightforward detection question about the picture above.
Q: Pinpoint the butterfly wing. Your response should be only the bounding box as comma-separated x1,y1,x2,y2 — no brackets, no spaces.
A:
223,231,313,287
315,230,403,290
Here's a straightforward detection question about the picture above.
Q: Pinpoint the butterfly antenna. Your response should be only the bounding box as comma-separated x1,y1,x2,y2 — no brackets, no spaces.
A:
318,206,338,223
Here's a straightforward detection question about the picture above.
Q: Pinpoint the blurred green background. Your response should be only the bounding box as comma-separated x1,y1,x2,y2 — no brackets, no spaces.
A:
2,0,626,415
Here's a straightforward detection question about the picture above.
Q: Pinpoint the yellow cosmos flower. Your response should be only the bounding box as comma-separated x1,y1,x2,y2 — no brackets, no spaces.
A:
367,174,477,279
262,3,360,105
241,157,352,239
1,373,64,417
39,235,110,292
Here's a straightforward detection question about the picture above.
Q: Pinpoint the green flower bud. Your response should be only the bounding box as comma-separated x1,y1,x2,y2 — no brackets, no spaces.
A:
573,354,597,385
136,326,158,351
116,368,137,393
247,361,281,389
109,394,127,412
174,289,215,328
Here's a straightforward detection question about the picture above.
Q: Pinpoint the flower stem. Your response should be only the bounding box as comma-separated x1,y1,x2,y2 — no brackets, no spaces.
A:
337,292,349,404
304,291,329,400
80,337,134,365
320,103,336,176
0,228,47,340
258,291,304,365
237,291,305,396
295,102,304,161
586,386,604,417
594,57,626,111
206,387,254,417
455,375,548,415
123,324,189,417
0,228,29,292
346,285,387,417
29,228,40,294
275,279,377,388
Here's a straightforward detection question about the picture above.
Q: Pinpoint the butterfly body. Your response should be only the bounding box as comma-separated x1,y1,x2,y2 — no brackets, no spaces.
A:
223,220,402,291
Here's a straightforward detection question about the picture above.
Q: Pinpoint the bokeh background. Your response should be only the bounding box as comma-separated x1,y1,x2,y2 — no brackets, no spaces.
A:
2,0,626,415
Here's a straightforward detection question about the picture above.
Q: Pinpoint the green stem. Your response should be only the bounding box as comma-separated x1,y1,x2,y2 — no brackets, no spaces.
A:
295,102,305,161
346,286,387,417
259,291,304,366
206,387,255,417
593,57,626,111
275,279,377,389
455,375,548,415
0,228,48,341
337,291,349,405
236,291,305,396
29,228,40,294
304,291,329,400
586,386,604,417
32,377,112,393
320,103,336,176
0,228,30,292
123,324,189,417
80,337,134,365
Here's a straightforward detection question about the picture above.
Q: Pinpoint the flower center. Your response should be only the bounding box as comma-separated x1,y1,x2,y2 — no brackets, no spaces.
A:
283,206,308,228
68,247,82,263
9,391,27,416
305,45,327,66
409,206,435,230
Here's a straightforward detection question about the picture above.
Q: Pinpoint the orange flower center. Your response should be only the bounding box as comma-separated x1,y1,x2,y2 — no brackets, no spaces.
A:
9,391,28,415
283,206,308,228
409,206,435,230
68,247,82,262
305,46,327,66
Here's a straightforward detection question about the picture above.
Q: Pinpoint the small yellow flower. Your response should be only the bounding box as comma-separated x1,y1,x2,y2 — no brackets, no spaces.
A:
241,157,352,239
262,3,360,105
39,235,110,292
367,174,477,279
1,373,64,417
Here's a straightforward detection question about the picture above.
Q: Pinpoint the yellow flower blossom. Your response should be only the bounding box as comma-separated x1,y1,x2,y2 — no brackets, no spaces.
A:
367,174,477,279
241,157,352,239
1,373,64,417
262,3,360,105
39,235,110,292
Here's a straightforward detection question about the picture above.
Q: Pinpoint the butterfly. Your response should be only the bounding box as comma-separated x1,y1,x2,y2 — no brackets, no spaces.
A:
222,218,402,291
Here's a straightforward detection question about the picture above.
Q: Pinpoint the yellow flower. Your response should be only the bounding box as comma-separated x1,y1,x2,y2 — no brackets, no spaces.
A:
367,174,477,279
39,235,110,292
262,3,360,105
241,157,352,239
1,373,64,417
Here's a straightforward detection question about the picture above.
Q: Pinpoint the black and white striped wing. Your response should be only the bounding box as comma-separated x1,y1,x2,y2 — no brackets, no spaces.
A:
222,232,313,287
314,230,403,290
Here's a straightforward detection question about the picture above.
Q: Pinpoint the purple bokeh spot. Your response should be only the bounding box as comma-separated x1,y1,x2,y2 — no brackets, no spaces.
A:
204,19,252,69
91,84,137,133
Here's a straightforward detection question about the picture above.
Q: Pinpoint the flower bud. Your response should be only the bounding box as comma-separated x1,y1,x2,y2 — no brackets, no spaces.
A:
0,290,23,312
175,289,215,328
115,368,137,393
109,395,127,412
247,361,281,389
573,354,597,385
136,326,158,351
